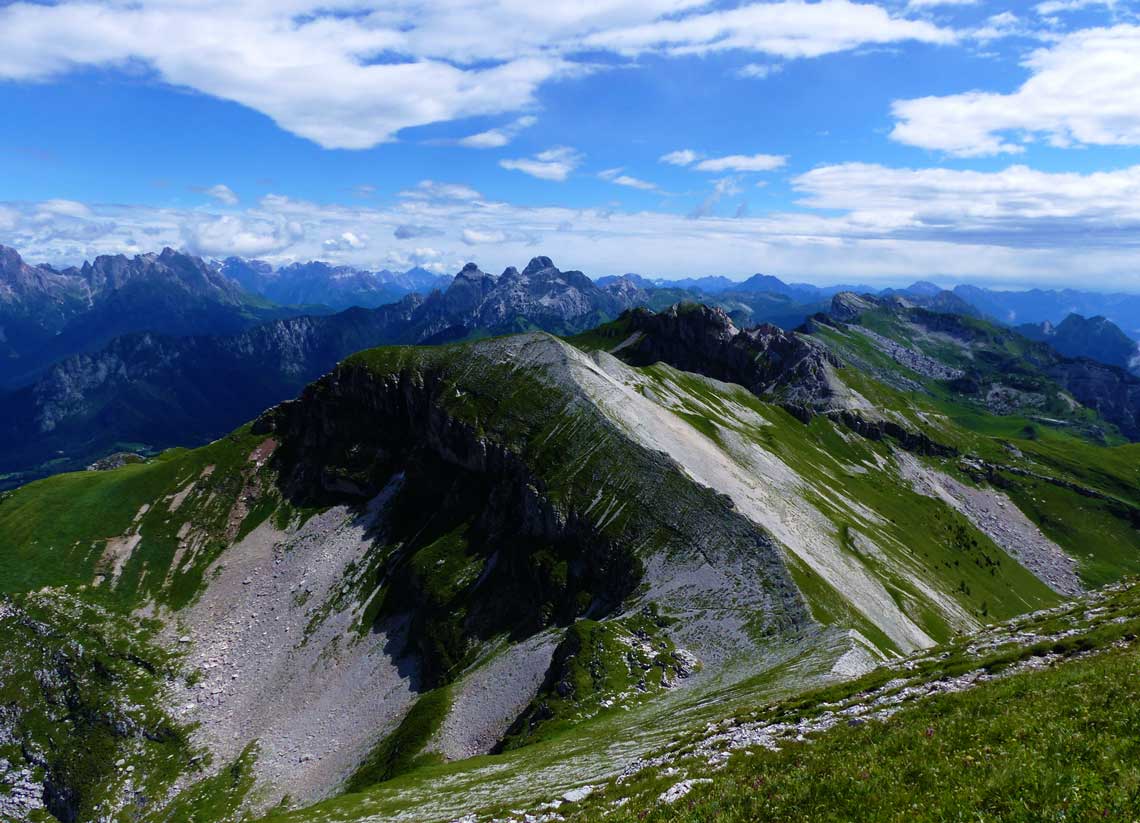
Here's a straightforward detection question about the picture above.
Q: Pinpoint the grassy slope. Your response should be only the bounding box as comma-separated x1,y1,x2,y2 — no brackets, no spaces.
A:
809,321,1140,591
560,582,1140,822
0,426,289,610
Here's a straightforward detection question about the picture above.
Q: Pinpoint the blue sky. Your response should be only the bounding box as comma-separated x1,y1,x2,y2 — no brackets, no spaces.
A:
2,0,1140,288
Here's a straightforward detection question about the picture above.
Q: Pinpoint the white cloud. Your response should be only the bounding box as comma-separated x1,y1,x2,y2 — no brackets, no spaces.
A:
323,230,366,251
461,228,508,245
694,153,787,172
584,0,955,58
398,181,484,202
891,24,1140,156
13,160,1140,287
690,176,743,218
660,149,700,166
738,63,783,79
500,146,583,181
35,199,92,219
455,115,538,149
0,0,955,149
793,161,1140,245
1035,0,1116,15
599,168,658,190
202,184,239,206
907,0,980,7
181,215,305,257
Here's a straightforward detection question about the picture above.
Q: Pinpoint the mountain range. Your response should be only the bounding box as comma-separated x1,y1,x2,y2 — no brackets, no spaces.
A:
0,255,650,486
0,246,302,388
4,242,1140,491
1,282,1138,822
221,257,452,311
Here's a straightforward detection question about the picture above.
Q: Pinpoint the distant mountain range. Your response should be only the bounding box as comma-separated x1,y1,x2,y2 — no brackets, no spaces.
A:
221,257,452,311
4,241,1140,486
0,245,302,387
0,255,649,485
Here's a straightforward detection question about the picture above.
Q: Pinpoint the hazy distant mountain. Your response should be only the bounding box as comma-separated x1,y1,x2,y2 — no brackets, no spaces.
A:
954,285,1140,341
221,257,452,311
1018,314,1140,376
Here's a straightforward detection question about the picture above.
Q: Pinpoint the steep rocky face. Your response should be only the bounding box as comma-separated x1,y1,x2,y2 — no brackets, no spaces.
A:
1018,313,1140,375
447,256,632,334
1048,358,1140,439
262,362,643,689
0,255,657,485
617,304,845,410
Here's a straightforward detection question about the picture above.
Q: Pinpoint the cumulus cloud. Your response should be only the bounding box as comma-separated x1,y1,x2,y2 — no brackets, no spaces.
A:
12,159,1140,287
500,146,582,181
660,149,700,166
199,184,239,206
891,24,1140,156
455,115,538,149
461,228,508,245
0,0,956,149
322,231,366,251
181,215,304,257
694,153,787,172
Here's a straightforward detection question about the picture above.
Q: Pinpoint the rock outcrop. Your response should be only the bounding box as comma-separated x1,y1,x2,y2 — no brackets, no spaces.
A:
616,304,846,411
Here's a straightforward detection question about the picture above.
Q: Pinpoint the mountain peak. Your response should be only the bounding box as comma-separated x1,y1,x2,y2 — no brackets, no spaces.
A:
523,256,555,276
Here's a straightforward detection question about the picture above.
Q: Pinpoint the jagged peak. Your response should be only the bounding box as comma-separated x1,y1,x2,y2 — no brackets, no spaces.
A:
522,256,555,276
455,262,491,282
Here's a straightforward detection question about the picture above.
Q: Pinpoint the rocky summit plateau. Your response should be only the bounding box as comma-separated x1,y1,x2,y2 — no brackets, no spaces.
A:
2,255,1140,823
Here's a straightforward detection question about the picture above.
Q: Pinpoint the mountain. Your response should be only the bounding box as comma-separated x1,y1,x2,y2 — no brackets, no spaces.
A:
1017,313,1140,376
0,257,646,487
1,303,1137,822
0,245,301,388
811,292,1140,441
220,258,452,311
953,284,1140,340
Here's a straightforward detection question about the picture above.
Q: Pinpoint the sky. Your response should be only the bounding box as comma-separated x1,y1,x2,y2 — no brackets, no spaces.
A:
2,0,1140,289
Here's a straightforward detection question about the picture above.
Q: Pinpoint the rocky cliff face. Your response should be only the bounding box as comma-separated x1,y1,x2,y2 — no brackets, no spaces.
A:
617,304,845,411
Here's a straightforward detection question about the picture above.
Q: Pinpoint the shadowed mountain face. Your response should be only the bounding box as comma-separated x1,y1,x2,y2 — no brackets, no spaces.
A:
0,257,647,486
0,245,300,388
1017,313,1140,376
